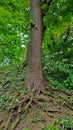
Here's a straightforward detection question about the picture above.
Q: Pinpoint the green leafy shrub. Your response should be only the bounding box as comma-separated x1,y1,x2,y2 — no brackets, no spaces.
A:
0,93,12,108
43,28,73,92
30,117,41,123
56,118,73,129
42,124,60,130
42,118,73,130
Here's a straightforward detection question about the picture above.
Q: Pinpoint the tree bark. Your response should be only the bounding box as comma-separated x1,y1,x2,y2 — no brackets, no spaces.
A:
26,0,45,96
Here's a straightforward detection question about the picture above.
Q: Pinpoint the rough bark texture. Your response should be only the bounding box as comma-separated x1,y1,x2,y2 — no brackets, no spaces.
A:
26,0,45,96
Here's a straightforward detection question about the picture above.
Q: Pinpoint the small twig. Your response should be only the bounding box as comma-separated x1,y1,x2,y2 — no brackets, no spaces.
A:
44,109,61,113
64,103,73,110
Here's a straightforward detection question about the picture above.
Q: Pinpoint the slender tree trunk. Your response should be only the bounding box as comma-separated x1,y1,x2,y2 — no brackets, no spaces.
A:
26,0,45,96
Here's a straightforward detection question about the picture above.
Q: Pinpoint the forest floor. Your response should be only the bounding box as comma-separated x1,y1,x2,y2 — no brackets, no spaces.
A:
0,67,73,130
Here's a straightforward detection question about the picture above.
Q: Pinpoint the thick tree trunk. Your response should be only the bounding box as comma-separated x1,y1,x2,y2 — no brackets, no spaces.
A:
26,0,45,96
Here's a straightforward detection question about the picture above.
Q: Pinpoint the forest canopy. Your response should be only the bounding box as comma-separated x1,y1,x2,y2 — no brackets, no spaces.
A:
0,0,73,65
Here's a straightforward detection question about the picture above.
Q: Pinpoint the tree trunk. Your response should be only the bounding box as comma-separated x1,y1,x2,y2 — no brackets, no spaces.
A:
26,0,45,96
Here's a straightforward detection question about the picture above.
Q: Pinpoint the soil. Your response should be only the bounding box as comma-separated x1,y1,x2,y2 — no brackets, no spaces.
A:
0,87,73,130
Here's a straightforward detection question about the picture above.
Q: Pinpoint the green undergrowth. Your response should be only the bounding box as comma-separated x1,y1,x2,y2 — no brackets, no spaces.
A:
42,117,73,130
22,118,73,130
0,65,73,129
43,54,73,94
42,124,60,130
43,27,73,94
0,65,27,110
22,128,29,130
0,63,73,110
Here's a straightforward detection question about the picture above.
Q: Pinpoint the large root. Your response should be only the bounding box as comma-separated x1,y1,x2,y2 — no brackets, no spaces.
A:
4,88,72,130
4,90,59,130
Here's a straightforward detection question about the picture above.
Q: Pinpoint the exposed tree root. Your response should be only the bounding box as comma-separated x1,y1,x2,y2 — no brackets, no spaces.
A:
4,91,55,130
5,96,35,130
41,90,55,98
33,98,61,114
5,113,13,130
11,116,21,130
9,95,29,111
4,89,72,130
52,88,71,96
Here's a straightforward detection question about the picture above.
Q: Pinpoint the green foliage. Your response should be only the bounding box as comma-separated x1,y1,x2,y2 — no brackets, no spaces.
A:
30,117,41,123
22,128,29,130
24,90,30,95
0,0,30,65
0,0,73,67
41,103,49,108
0,66,26,109
67,95,73,107
42,124,60,130
42,118,73,130
43,26,73,92
0,92,12,108
56,118,73,129
41,0,73,92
